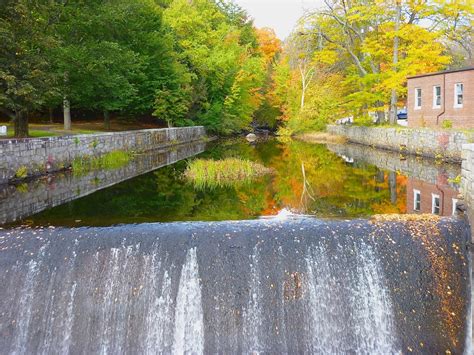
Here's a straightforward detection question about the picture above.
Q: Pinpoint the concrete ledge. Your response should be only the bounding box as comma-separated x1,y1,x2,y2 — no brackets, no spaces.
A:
0,126,206,185
327,125,473,162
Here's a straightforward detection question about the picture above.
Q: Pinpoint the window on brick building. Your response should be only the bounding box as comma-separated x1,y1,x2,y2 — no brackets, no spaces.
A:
433,85,441,108
413,190,421,211
454,83,463,108
415,88,422,109
432,194,440,215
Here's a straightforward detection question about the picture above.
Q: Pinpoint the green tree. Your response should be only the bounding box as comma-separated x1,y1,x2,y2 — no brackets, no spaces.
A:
0,1,59,137
162,0,266,134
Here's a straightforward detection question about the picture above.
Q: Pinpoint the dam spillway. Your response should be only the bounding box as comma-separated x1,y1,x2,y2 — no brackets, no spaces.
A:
0,217,470,354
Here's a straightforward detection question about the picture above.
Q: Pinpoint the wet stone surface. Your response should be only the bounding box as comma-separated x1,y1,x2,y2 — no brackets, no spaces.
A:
0,217,470,354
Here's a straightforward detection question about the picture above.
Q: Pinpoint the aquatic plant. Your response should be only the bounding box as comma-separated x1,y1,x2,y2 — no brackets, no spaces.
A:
72,151,132,175
15,166,28,179
184,158,272,189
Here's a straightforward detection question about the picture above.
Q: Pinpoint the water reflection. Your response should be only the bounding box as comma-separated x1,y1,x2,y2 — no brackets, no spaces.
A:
1,138,462,227
327,143,461,218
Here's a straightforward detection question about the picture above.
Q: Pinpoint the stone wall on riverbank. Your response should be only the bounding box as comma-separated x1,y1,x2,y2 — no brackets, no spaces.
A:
461,144,474,244
0,126,206,185
327,125,473,162
0,141,206,225
462,144,474,204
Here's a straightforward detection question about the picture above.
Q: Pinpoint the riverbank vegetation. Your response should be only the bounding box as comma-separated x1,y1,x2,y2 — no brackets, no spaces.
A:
271,1,473,135
0,0,281,137
1,1,472,138
184,158,272,189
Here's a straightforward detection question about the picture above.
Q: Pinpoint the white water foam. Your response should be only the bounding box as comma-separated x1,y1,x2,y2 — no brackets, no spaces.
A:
352,244,399,354
11,243,49,355
144,253,174,354
242,245,265,354
305,243,399,354
172,248,204,354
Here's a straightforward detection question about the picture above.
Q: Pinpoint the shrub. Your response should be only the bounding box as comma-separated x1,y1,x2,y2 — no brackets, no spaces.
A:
441,119,453,129
353,115,374,126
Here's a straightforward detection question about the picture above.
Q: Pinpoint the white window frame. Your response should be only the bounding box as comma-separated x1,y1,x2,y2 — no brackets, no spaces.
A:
432,193,440,215
413,189,421,211
415,88,422,110
454,83,463,108
433,85,441,108
452,198,458,216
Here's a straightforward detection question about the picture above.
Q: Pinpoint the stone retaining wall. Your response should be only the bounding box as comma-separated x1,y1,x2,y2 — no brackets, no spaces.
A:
461,144,474,244
0,141,206,225
327,125,473,162
0,126,206,185
462,144,474,203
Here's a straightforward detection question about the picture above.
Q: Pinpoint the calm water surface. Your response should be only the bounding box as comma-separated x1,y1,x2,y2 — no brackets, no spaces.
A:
6,138,461,227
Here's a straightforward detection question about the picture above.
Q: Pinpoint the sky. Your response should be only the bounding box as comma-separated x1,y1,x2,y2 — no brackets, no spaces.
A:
235,0,324,40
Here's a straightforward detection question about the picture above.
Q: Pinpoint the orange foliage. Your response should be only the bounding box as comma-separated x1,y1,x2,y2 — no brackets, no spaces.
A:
255,27,282,64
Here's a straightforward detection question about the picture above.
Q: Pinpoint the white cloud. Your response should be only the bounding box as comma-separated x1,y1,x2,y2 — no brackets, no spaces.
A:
235,0,323,39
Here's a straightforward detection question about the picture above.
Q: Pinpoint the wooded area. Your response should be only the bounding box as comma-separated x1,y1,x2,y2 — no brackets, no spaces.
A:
0,0,280,137
271,0,473,135
0,0,473,138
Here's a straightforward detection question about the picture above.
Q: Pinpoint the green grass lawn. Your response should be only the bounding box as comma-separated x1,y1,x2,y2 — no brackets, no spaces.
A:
4,128,57,138
0,123,99,139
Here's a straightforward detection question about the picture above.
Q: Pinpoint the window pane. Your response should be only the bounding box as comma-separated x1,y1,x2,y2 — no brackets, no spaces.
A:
456,84,463,106
434,86,441,106
416,88,422,107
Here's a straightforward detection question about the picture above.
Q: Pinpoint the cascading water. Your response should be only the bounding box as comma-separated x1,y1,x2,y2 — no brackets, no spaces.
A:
172,248,204,354
0,218,470,354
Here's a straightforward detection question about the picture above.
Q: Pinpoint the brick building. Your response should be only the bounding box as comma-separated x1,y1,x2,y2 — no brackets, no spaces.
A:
407,67,474,128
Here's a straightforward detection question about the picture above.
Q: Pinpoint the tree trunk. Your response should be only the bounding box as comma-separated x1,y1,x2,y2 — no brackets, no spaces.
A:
389,1,402,125
301,87,305,109
14,110,29,138
63,97,71,130
300,68,306,109
376,107,385,124
104,110,110,130
49,107,54,124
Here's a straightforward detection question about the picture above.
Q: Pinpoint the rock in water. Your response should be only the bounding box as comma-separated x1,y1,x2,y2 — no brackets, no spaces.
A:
246,133,257,142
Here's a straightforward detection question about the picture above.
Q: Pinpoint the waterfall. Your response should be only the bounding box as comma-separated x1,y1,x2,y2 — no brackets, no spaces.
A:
305,243,398,354
172,248,204,354
11,243,49,355
0,219,469,353
352,244,398,353
144,253,174,354
242,245,265,353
